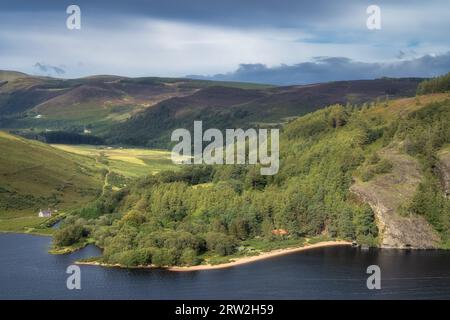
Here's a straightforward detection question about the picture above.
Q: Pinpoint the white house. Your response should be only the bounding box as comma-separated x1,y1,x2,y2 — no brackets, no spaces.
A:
38,209,52,218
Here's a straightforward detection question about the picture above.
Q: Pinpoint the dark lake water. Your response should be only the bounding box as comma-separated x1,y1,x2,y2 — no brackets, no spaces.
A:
1,233,449,299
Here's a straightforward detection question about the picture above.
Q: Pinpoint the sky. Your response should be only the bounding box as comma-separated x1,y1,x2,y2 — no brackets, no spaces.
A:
0,0,449,84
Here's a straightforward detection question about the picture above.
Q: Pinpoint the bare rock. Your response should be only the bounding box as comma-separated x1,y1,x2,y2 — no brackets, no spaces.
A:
438,148,450,197
351,146,440,249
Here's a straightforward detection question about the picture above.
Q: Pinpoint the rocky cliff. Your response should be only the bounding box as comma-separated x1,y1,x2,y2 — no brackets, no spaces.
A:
438,148,450,197
351,146,440,249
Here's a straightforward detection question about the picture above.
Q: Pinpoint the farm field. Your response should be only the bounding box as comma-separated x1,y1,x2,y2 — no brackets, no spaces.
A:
50,144,178,177
0,132,178,234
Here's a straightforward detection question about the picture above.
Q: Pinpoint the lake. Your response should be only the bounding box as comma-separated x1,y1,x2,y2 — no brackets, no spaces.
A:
1,233,449,299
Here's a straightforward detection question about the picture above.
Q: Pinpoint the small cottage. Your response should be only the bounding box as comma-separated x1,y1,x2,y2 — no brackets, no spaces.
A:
38,209,52,218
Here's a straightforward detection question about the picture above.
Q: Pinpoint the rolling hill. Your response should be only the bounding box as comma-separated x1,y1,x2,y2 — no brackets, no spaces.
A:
0,72,272,133
107,77,422,147
0,70,29,82
0,131,182,233
0,71,422,147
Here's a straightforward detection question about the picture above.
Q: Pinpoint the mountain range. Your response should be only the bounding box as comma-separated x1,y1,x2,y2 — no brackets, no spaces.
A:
0,70,422,147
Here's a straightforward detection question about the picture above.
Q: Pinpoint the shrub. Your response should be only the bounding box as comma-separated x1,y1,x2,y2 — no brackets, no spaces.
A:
417,72,450,95
204,232,237,256
54,224,88,247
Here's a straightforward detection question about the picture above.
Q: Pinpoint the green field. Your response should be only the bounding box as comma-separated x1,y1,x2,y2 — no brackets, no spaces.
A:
51,144,178,178
0,132,178,233
0,216,55,235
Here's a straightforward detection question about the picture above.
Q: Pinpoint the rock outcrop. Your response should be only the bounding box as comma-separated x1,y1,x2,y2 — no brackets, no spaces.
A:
351,147,440,249
438,148,450,197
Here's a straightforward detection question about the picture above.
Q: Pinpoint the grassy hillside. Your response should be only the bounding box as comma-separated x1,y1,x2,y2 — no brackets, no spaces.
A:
0,132,179,234
51,144,177,177
0,70,29,81
53,88,449,266
0,131,104,233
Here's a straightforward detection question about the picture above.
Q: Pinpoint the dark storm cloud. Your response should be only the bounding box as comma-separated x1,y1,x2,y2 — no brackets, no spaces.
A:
189,53,450,85
1,0,449,79
0,0,423,27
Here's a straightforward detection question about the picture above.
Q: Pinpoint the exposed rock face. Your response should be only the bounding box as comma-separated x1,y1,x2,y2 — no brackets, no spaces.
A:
438,149,450,197
351,147,440,249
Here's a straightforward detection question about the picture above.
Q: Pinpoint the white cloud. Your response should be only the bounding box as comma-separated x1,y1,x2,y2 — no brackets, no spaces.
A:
193,53,450,85
0,5,449,79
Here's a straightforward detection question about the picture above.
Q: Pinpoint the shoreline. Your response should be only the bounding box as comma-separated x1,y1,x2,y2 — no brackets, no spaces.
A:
0,230,53,237
76,240,352,272
169,240,352,271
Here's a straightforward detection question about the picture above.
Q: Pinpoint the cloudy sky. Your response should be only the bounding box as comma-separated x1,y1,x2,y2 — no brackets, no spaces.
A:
0,0,449,84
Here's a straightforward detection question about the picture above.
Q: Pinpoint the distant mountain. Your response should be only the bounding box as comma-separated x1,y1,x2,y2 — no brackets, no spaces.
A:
0,71,423,147
106,78,423,147
0,71,272,136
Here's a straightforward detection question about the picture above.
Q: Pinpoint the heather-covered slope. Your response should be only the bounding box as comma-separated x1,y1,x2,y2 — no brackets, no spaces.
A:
106,78,422,147
0,71,421,147
0,72,271,135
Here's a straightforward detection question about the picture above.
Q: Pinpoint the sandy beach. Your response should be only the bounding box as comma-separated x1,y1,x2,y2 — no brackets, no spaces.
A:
77,240,352,272
168,240,352,271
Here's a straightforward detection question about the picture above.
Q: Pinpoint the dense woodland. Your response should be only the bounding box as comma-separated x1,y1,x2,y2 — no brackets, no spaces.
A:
54,76,450,267
40,131,105,145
